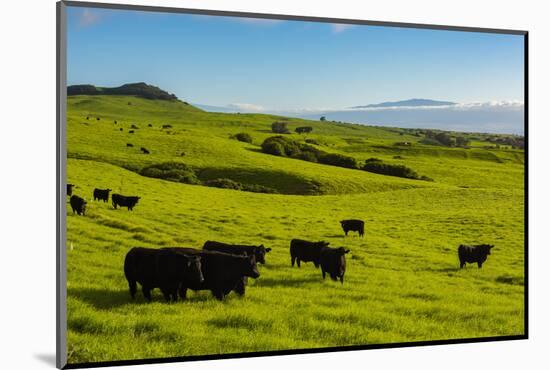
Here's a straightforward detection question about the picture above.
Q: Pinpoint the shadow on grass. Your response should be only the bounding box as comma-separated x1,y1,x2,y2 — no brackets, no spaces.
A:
253,275,320,288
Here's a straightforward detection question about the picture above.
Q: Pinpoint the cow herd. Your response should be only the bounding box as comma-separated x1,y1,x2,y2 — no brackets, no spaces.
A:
67,184,140,215
67,179,495,303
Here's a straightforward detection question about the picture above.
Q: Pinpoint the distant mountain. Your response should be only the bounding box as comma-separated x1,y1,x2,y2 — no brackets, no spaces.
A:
351,99,457,109
67,82,179,101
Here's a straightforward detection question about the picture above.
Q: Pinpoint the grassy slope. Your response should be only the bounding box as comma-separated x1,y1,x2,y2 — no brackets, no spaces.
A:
66,95,524,363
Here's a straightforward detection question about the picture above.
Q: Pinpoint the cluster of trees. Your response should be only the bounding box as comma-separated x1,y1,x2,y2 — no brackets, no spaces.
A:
485,135,524,149
362,158,432,181
271,122,315,135
140,162,277,193
261,136,357,169
423,130,470,147
231,132,253,143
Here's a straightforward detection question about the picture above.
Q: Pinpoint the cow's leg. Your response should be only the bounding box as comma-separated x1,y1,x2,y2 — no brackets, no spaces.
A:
478,262,483,269
142,286,152,302
128,279,137,299
160,288,171,302
178,287,188,300
344,230,348,236
234,279,246,296
213,290,225,301
297,259,301,268
291,255,296,267
340,274,344,284
322,269,326,279
314,262,319,268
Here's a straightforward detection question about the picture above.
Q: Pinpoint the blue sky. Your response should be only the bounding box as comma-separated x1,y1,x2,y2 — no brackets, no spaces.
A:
67,6,524,111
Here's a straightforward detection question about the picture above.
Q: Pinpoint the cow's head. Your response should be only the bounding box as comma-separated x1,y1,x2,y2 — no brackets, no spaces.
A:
183,255,204,284
243,254,260,279
107,189,112,193
316,241,330,248
483,244,495,255
336,247,350,255
254,245,272,264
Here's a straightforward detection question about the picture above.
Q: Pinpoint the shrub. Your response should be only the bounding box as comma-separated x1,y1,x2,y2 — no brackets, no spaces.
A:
297,151,318,163
271,121,290,134
204,178,242,190
362,158,420,180
241,183,278,194
233,132,253,143
318,153,357,169
140,162,200,184
295,126,313,134
305,139,320,145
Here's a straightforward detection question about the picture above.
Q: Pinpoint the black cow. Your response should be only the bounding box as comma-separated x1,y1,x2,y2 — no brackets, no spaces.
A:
162,124,172,129
112,194,140,211
148,124,153,127
290,239,330,268
320,246,350,284
141,147,150,154
86,116,89,120
96,117,100,121
203,241,271,296
340,219,364,237
69,195,86,215
123,247,203,302
127,143,133,147
114,120,117,124
120,128,123,131
128,130,135,134
67,184,75,196
458,244,494,269
167,247,260,300
131,124,139,129
93,188,111,202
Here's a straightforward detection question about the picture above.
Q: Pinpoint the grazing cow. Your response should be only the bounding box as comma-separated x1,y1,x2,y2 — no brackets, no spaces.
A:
126,143,133,147
67,183,75,196
93,188,111,202
290,239,330,268
319,246,350,284
114,120,117,124
203,241,271,296
86,116,89,120
123,247,203,302
131,124,139,129
162,124,172,129
458,244,494,269
167,247,260,300
140,147,150,154
120,128,123,131
340,219,365,237
96,117,100,121
69,195,86,215
148,124,153,127
128,130,135,134
112,194,140,211
180,152,185,156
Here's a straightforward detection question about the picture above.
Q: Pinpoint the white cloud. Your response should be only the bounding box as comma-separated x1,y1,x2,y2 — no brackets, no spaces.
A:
79,9,102,27
345,100,524,112
331,24,355,34
227,103,266,112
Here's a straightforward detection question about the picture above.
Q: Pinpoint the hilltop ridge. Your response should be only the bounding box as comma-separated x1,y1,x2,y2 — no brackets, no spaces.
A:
67,82,179,101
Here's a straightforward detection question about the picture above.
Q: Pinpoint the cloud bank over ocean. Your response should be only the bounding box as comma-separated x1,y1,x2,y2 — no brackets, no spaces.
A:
198,100,524,135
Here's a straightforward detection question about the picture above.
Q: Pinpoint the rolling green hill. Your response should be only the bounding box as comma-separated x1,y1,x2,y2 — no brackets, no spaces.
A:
65,92,524,364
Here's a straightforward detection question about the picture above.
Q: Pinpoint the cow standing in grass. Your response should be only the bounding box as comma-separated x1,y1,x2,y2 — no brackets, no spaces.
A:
319,246,350,284
93,188,111,202
112,194,140,211
123,247,204,302
290,239,329,268
340,219,365,237
69,195,86,216
203,241,271,295
166,247,260,301
458,244,494,269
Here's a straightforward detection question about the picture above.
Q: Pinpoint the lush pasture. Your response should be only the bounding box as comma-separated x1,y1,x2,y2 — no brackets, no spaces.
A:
66,95,524,364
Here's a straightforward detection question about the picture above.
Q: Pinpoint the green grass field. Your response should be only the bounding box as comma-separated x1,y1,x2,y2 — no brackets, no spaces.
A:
65,95,524,364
